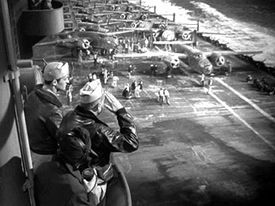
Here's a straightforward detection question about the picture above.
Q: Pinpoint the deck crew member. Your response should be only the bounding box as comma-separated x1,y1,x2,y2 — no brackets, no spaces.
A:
207,76,214,94
226,60,232,74
88,72,98,83
200,73,205,87
158,88,164,105
163,88,170,105
122,83,132,99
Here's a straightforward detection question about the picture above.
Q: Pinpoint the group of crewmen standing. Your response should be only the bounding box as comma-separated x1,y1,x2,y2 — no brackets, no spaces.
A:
157,88,170,105
200,73,214,94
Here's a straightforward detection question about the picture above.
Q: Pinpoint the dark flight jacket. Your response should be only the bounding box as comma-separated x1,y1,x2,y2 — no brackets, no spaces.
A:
24,86,63,154
35,157,97,206
58,106,139,166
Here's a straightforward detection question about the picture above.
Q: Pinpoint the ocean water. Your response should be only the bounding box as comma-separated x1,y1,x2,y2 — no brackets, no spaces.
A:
129,0,275,68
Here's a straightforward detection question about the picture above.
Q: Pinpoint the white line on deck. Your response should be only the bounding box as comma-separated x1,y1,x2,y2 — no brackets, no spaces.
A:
216,78,275,123
209,90,275,151
143,89,153,98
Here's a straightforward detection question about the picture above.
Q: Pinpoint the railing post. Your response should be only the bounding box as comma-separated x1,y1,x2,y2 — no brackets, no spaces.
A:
154,6,156,13
173,13,175,22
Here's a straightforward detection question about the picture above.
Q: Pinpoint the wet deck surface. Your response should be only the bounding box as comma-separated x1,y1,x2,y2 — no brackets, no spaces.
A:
61,58,275,206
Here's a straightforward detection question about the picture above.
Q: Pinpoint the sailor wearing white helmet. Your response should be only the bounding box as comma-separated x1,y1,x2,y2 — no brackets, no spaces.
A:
58,81,139,205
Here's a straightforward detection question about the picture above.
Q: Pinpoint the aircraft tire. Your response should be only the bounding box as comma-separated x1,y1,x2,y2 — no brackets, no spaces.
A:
216,56,225,67
131,22,137,28
120,13,126,19
82,39,90,49
141,14,147,21
127,6,133,12
182,32,191,40
79,27,86,32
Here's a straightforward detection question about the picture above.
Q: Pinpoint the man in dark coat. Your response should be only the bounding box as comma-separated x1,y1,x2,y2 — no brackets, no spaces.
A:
35,127,105,206
58,80,139,167
24,61,70,169
57,80,139,205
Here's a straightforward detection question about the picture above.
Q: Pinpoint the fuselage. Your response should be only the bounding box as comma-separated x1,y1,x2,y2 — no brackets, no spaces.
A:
172,44,213,75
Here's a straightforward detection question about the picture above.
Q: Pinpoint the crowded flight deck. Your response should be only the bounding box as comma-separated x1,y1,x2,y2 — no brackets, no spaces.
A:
1,0,275,206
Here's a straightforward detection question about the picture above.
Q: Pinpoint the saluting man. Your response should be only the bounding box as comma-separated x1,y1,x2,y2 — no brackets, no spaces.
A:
58,80,139,178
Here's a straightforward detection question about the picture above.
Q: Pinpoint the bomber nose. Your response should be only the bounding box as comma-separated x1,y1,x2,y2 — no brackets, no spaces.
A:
199,59,213,75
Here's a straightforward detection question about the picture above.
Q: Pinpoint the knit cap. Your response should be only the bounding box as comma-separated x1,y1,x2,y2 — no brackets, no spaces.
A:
43,62,69,81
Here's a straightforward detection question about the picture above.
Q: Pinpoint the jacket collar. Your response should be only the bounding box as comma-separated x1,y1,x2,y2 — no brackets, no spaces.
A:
75,105,108,126
55,155,83,183
35,86,62,107
64,162,83,183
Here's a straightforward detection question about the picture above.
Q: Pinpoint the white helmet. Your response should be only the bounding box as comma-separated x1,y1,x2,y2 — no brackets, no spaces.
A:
79,80,103,103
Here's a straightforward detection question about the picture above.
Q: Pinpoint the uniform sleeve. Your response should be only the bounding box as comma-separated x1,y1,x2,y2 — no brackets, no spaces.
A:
44,107,63,140
91,108,139,153
49,107,63,128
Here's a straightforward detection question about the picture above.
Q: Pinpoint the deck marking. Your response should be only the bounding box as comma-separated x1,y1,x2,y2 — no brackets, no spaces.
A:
209,90,275,151
175,86,198,113
143,88,153,98
216,78,275,123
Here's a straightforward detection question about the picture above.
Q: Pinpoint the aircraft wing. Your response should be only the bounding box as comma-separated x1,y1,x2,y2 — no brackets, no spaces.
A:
109,19,135,22
78,21,124,27
99,21,126,26
153,46,188,59
92,12,113,17
78,22,98,27
77,30,135,36
35,38,79,46
101,30,135,36
120,27,151,31
114,51,166,59
203,50,263,57
153,41,194,45
114,50,187,59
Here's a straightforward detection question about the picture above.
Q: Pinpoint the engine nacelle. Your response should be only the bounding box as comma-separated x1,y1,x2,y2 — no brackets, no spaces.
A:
110,5,116,11
140,14,148,21
81,39,90,49
170,57,180,69
208,53,225,67
162,30,175,41
181,32,192,41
